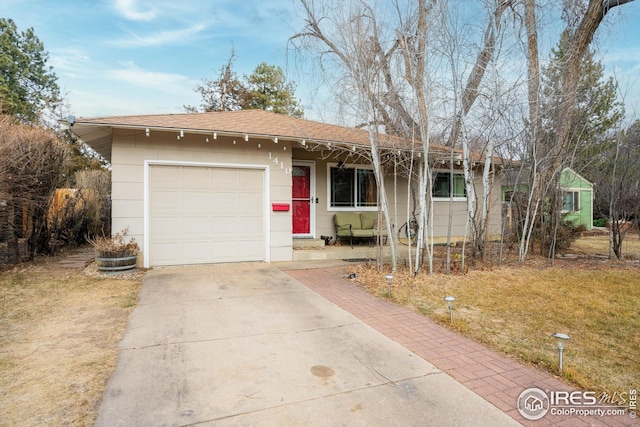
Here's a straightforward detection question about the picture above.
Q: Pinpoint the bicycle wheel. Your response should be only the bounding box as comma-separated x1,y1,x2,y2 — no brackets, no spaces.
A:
398,220,418,245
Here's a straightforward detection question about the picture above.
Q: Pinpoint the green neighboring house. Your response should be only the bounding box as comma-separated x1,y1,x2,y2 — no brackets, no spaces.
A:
502,167,594,231
559,168,593,231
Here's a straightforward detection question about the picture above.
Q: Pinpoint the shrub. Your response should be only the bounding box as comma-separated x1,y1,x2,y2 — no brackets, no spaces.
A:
0,116,68,261
87,228,139,256
48,170,111,250
593,218,607,228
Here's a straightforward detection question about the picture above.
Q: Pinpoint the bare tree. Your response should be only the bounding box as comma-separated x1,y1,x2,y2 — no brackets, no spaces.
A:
184,47,248,113
0,116,68,261
515,0,634,261
293,0,403,270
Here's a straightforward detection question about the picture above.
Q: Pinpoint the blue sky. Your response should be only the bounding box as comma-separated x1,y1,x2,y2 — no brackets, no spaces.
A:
2,0,640,124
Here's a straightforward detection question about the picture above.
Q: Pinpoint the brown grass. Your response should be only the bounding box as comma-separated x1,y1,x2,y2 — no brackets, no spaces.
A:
570,235,640,259
350,237,640,396
0,252,141,427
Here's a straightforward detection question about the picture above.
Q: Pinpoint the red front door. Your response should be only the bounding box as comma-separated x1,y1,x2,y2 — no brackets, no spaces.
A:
292,165,311,234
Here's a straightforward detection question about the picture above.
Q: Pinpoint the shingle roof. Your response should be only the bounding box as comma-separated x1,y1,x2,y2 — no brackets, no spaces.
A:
68,109,491,164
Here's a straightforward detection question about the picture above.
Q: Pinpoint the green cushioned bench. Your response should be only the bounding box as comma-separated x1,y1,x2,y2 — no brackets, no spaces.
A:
333,212,388,248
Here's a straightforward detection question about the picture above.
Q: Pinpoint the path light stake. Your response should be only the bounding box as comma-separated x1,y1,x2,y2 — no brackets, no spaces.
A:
444,296,456,324
552,332,570,373
385,274,393,297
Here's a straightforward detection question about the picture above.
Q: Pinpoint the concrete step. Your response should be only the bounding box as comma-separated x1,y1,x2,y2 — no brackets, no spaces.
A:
293,245,393,262
293,239,326,249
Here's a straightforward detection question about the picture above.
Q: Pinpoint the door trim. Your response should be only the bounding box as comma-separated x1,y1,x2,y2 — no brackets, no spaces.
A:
292,160,316,238
143,160,270,268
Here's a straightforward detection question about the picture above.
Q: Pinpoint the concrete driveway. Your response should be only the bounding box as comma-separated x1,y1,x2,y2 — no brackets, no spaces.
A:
96,263,519,426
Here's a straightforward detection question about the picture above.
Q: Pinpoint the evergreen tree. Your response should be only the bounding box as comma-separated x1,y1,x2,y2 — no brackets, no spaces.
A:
0,18,60,123
186,52,303,118
243,63,304,118
540,32,623,172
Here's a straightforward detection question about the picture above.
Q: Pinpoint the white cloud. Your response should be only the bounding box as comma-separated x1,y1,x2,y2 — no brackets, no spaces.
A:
107,62,197,95
109,23,207,48
113,0,157,21
49,48,93,78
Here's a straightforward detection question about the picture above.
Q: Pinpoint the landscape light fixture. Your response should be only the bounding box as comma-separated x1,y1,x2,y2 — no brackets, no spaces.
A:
552,332,570,373
385,274,393,297
444,296,456,323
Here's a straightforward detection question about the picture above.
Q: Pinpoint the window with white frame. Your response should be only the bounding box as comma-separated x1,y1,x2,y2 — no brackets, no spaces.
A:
562,191,580,212
432,172,466,198
329,164,377,209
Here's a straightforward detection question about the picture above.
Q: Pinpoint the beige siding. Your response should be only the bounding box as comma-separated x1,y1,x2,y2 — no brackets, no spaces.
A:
111,129,292,265
292,147,503,243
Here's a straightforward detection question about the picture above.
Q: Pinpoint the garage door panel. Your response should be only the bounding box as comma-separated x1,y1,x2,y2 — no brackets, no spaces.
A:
239,196,263,211
183,216,211,236
151,190,181,211
149,165,265,266
182,241,211,262
210,169,239,189
242,170,265,191
150,168,182,189
211,216,241,236
182,167,211,188
210,192,239,213
183,191,211,211
150,242,182,265
241,219,264,235
151,217,182,235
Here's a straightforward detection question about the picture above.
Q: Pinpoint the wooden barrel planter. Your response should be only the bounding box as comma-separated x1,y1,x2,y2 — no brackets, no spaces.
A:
95,250,137,273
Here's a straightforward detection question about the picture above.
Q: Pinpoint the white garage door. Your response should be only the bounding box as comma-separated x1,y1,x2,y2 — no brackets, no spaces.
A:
149,164,265,266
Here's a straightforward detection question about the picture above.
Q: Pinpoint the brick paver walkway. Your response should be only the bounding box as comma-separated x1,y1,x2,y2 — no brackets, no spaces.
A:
58,248,94,268
286,266,635,427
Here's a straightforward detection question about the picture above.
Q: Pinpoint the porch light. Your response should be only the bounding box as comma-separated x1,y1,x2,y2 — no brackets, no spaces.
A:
284,145,287,151
180,130,184,138
552,332,570,373
213,132,217,139
206,137,209,142
352,145,356,151
301,139,306,146
244,134,249,141
273,137,278,143
258,143,261,148
233,140,236,145
444,296,456,323
385,274,393,297
145,128,149,137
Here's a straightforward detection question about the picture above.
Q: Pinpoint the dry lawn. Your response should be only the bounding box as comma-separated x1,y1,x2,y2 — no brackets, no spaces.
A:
350,237,640,396
0,250,142,427
570,234,640,259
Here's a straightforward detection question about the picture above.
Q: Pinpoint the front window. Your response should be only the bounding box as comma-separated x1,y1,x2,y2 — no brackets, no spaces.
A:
562,191,579,212
329,165,377,209
432,172,466,198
